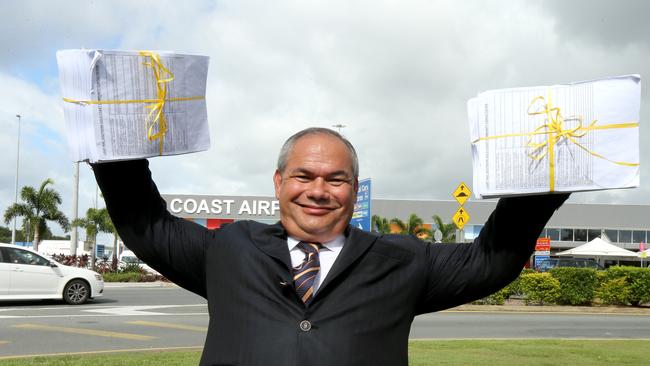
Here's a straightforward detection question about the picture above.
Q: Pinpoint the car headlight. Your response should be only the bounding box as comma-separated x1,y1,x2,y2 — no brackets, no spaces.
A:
95,274,103,281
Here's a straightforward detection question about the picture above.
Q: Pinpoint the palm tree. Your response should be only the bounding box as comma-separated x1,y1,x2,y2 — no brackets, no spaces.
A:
389,218,407,234
432,214,456,243
371,215,391,234
72,207,112,269
372,214,431,240
404,214,432,240
4,178,69,252
97,192,121,270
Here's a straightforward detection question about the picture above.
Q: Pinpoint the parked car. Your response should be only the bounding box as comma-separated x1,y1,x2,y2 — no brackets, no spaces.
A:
0,243,104,304
118,250,160,275
537,257,603,272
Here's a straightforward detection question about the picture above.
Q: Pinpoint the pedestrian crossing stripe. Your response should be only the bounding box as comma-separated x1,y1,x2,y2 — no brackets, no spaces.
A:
12,323,156,341
127,320,208,332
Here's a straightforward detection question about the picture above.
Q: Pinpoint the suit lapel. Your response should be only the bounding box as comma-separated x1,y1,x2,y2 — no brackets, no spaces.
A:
316,226,378,295
250,222,293,274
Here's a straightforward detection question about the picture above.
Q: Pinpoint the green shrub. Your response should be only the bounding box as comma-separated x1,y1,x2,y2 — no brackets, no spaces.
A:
601,266,632,281
597,266,650,306
628,269,650,306
120,262,147,274
103,272,142,282
474,285,510,305
520,272,560,305
549,268,598,305
508,268,535,297
598,278,630,305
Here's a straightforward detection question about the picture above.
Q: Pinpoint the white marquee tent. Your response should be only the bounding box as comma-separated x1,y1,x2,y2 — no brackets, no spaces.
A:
557,237,638,260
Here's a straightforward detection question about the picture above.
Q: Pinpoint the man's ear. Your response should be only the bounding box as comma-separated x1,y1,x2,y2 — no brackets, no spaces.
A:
273,169,283,199
353,178,359,197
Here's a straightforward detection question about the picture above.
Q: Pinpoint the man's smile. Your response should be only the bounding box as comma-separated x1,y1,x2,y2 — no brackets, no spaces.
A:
295,201,338,215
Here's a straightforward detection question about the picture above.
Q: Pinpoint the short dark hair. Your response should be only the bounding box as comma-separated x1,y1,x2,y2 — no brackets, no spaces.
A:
277,127,359,178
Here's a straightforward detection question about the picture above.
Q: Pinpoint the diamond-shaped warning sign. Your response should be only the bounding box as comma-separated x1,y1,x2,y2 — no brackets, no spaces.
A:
453,182,471,206
452,207,470,230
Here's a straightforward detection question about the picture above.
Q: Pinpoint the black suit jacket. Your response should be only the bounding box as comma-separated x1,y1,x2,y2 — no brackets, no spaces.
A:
93,159,567,366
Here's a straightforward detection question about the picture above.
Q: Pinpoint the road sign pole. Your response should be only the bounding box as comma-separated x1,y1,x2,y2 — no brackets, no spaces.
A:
452,182,471,241
456,228,465,243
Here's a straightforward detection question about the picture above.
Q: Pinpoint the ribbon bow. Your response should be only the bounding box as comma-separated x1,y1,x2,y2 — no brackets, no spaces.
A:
524,92,638,191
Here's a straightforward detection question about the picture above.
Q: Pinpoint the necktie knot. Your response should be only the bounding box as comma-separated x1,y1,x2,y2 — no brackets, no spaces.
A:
297,241,322,255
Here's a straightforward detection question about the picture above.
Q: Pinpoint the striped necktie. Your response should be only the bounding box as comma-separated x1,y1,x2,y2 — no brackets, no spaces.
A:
293,242,322,304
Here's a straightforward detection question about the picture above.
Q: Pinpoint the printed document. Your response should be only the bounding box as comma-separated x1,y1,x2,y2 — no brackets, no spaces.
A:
57,49,210,163
468,75,640,198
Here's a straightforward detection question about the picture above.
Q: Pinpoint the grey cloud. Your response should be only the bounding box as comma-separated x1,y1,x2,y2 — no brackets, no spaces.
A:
540,0,650,48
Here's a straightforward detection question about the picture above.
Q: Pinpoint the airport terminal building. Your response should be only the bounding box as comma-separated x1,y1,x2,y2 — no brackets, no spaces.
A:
162,194,650,256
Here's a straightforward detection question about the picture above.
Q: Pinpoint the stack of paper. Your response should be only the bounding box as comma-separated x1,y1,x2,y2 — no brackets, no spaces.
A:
467,75,641,199
57,49,210,163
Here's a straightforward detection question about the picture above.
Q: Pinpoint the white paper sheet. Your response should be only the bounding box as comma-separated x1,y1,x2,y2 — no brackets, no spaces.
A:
468,75,641,199
57,49,210,163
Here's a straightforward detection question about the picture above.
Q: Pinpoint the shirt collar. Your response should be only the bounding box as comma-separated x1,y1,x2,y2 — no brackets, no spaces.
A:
287,234,346,253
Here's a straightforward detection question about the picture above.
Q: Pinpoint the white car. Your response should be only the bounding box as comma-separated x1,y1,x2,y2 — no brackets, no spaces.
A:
119,250,160,275
0,243,104,305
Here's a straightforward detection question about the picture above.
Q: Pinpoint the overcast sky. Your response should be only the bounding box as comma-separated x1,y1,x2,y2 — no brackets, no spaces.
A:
1,0,649,242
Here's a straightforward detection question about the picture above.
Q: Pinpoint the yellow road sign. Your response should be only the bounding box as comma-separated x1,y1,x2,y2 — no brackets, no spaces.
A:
452,206,470,230
453,182,471,206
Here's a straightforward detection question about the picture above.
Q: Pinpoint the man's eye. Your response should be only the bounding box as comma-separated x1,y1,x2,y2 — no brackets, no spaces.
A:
294,176,310,182
328,179,347,186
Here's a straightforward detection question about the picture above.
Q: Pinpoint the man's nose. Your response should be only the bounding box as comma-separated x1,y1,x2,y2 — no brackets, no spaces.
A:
306,178,330,200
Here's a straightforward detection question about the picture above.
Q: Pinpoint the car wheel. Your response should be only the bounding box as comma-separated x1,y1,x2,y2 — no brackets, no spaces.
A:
63,279,90,305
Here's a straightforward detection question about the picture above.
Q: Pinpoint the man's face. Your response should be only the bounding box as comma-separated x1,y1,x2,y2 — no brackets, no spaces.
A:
274,134,358,243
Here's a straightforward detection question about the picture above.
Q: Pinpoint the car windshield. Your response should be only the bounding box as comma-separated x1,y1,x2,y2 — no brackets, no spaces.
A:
537,260,554,271
121,256,143,264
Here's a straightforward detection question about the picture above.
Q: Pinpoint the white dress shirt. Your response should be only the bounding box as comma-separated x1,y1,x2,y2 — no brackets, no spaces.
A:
287,235,345,294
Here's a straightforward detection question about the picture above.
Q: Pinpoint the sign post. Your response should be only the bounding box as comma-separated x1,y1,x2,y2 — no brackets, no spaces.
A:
452,182,471,243
534,238,551,269
640,242,646,267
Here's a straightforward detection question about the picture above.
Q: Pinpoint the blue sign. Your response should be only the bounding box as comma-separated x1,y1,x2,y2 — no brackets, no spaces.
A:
534,255,550,269
350,178,371,231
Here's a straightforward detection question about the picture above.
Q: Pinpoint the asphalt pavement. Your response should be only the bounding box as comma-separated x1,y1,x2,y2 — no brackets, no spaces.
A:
1,283,649,360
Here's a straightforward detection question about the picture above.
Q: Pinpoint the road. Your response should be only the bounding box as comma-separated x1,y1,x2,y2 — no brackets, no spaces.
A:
1,285,650,359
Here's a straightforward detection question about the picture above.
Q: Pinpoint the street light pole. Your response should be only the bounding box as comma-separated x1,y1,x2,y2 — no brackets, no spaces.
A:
11,114,22,246
332,123,346,133
70,162,79,255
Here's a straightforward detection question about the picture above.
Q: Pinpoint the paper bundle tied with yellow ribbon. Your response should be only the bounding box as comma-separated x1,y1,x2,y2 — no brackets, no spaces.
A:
56,49,210,163
467,74,641,199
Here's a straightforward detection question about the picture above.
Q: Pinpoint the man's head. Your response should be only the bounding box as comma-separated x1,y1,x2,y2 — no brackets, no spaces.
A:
274,128,359,243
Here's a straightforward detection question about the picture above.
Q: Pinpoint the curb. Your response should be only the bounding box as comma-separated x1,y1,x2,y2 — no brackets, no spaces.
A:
450,304,650,315
103,281,178,288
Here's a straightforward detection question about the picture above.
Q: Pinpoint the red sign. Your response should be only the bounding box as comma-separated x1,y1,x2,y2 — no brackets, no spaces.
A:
641,242,646,252
207,218,234,230
535,238,551,251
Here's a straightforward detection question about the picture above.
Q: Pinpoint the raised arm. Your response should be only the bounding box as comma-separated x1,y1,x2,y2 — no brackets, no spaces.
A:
417,193,569,314
92,159,210,297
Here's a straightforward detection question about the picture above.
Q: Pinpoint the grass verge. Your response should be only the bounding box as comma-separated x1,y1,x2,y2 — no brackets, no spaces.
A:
1,339,647,365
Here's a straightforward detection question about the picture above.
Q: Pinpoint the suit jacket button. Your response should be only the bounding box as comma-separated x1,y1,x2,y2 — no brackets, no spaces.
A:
299,320,312,332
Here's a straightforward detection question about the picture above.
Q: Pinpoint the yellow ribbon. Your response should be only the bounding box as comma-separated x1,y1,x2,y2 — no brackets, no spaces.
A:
472,90,639,192
63,51,205,155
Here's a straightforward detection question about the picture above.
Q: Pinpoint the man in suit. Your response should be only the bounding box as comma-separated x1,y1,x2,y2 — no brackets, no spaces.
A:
93,127,568,365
